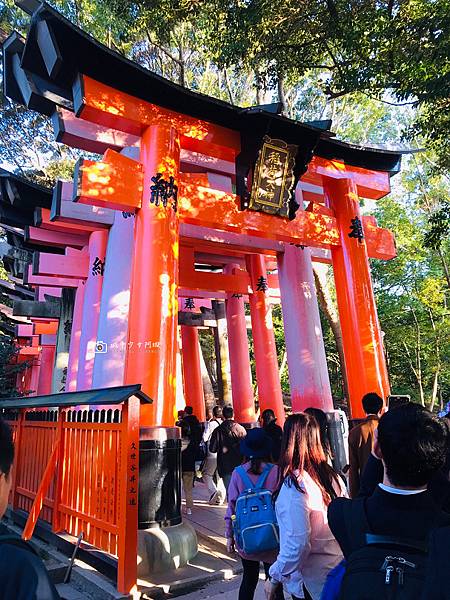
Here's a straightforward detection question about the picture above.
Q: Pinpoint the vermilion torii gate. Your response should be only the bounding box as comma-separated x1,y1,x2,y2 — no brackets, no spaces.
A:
3,3,405,429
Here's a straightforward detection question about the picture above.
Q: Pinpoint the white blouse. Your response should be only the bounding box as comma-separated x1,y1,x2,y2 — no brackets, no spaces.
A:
269,471,346,599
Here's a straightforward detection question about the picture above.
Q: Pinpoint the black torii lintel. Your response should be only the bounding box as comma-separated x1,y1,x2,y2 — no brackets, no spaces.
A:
13,298,61,319
0,169,53,211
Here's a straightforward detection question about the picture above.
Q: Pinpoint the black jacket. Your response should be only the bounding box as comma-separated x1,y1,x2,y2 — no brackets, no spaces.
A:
328,486,450,559
0,537,61,600
181,437,197,472
263,421,283,462
359,454,450,514
209,419,246,477
422,526,450,599
180,415,202,472
182,415,202,443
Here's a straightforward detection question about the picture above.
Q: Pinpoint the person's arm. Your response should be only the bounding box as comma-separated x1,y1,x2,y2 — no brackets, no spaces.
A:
202,421,211,443
237,423,247,438
328,497,353,558
224,470,240,552
357,452,383,498
204,420,219,443
348,434,360,498
268,482,311,593
209,426,219,454
421,527,450,600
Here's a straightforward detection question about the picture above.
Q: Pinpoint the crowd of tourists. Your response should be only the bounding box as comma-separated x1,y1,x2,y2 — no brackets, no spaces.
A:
0,394,449,599
178,395,450,600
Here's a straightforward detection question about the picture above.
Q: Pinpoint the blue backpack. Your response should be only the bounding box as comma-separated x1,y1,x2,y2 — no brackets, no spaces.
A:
232,464,279,555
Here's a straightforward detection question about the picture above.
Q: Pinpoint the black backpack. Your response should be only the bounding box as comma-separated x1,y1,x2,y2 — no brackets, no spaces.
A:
338,498,431,600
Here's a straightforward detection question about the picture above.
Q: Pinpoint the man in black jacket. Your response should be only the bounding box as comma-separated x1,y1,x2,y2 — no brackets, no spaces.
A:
0,418,61,600
328,404,450,594
209,405,246,492
261,408,283,462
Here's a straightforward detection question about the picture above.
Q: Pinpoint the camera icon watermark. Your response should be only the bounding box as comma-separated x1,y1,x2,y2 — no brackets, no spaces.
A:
95,341,108,354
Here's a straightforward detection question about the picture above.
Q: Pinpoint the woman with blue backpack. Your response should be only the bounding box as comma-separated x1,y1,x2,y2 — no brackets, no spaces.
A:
225,428,284,600
265,413,347,600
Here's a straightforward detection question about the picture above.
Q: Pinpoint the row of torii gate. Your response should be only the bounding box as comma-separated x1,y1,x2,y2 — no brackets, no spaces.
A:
2,3,406,426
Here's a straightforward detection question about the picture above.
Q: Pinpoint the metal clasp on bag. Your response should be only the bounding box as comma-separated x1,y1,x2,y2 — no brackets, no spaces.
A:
380,556,416,586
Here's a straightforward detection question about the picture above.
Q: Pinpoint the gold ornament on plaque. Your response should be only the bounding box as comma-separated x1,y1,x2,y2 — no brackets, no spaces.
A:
248,136,298,218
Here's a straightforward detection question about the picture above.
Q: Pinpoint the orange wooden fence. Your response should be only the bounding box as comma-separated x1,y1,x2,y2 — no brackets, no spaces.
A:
1,390,142,595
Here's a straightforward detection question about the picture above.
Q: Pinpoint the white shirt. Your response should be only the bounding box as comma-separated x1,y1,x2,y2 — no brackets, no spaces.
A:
203,418,221,457
269,471,347,599
378,483,427,495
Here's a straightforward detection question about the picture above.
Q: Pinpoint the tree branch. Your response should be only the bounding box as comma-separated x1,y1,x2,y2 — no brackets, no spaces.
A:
146,30,184,67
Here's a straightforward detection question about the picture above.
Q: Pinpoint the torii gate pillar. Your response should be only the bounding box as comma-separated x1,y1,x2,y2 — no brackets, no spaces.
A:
180,326,206,421
29,357,41,396
246,254,285,424
66,280,86,391
225,265,256,424
76,232,108,391
125,125,180,427
37,344,56,395
324,177,390,418
277,244,333,412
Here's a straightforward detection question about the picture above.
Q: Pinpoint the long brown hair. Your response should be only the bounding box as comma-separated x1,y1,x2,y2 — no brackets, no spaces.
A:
278,413,341,505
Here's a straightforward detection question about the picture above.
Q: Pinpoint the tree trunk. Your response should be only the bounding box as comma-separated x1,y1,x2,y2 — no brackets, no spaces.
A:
255,71,262,105
224,69,235,104
279,350,288,378
213,301,232,405
429,370,439,412
277,73,288,116
178,45,185,87
438,248,450,290
198,337,216,412
313,264,349,400
412,309,425,406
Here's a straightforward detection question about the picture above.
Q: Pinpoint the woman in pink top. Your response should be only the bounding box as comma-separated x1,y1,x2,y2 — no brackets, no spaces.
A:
225,428,284,600
265,413,347,600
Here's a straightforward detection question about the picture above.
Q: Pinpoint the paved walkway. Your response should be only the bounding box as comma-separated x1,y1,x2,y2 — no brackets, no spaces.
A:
183,480,228,551
141,480,295,598
180,481,294,599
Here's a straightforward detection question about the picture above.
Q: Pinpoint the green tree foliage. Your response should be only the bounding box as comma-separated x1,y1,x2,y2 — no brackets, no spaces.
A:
0,337,29,398
103,0,450,160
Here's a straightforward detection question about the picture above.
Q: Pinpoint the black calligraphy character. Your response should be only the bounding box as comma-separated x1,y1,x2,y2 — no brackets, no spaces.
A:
348,216,365,243
122,211,134,219
92,256,105,276
256,276,268,293
150,173,178,211
150,173,166,207
130,464,137,471
166,176,178,212
130,453,136,460
129,498,137,506
129,487,137,494
184,297,195,310
232,293,243,299
131,442,137,450
63,320,72,336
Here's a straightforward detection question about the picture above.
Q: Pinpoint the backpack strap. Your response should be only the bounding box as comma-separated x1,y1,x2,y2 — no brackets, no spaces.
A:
365,534,428,554
236,465,255,491
255,463,274,490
